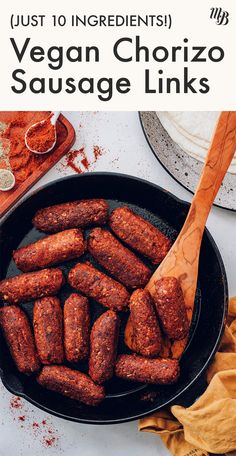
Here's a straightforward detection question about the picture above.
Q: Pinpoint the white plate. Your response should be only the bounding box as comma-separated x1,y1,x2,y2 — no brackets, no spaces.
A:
140,111,236,211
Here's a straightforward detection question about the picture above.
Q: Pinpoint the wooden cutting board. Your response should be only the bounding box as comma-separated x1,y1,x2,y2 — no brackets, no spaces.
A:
0,113,75,219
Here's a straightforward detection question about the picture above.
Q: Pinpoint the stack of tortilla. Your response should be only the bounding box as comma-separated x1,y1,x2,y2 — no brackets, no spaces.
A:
156,112,236,174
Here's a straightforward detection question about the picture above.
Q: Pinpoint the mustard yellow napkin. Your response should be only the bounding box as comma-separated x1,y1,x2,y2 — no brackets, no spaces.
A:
139,297,236,456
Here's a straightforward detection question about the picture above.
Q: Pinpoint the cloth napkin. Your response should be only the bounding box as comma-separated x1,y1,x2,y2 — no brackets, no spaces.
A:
139,297,236,456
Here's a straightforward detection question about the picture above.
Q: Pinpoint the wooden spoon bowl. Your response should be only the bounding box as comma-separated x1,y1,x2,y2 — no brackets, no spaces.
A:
126,112,236,359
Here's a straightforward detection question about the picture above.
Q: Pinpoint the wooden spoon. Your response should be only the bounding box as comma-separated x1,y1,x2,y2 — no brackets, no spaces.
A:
126,111,236,359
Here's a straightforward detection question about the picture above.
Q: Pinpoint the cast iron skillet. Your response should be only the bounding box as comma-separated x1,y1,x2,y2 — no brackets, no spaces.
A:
0,173,228,424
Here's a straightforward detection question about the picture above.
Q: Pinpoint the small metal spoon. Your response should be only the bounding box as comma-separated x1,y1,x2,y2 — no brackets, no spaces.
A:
25,111,60,155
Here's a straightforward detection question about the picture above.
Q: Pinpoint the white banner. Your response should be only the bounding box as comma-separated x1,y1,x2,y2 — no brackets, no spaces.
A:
0,0,235,110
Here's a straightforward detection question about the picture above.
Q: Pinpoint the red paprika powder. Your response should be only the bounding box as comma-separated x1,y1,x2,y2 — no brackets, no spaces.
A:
0,112,66,183
26,116,56,153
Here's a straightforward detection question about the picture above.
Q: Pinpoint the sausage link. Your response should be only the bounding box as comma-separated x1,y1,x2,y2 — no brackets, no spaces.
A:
115,354,180,384
89,310,120,384
0,268,64,304
0,305,40,374
110,207,171,264
64,293,90,362
13,229,86,272
37,365,105,406
33,297,64,364
33,199,109,233
88,228,151,288
127,289,161,357
153,277,189,340
68,262,129,311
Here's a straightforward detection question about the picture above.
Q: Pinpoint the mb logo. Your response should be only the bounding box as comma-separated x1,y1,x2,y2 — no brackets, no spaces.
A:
210,7,229,25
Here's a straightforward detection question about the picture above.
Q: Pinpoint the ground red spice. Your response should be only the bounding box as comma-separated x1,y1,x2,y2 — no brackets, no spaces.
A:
0,112,66,183
81,155,90,170
93,145,103,160
66,148,86,174
26,115,55,153
9,395,59,449
32,421,39,429
43,436,56,448
62,144,105,175
10,396,23,409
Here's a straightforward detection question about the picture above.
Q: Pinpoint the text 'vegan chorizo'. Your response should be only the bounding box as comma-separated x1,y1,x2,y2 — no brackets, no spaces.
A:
68,262,129,311
33,297,64,364
64,293,90,362
152,277,189,340
33,199,109,233
13,229,86,272
89,310,120,384
88,228,151,288
126,289,161,357
0,305,40,374
0,268,64,304
37,365,105,406
115,354,180,384
110,207,171,263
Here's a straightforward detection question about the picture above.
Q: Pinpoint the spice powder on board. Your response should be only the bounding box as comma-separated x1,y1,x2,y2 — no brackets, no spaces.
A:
0,112,66,184
26,115,56,153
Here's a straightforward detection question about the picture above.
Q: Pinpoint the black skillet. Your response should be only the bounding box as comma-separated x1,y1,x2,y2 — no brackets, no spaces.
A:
0,173,228,424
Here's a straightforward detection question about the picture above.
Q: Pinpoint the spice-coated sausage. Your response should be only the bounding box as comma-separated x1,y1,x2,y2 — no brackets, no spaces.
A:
110,207,171,264
37,365,105,406
115,354,180,385
13,229,86,272
64,293,90,363
153,277,189,340
89,310,120,384
68,262,129,311
0,305,40,374
33,297,64,364
88,228,151,288
33,199,109,233
126,289,161,357
0,268,64,304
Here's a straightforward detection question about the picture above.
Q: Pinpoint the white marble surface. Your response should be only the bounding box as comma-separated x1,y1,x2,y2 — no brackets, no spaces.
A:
0,111,235,456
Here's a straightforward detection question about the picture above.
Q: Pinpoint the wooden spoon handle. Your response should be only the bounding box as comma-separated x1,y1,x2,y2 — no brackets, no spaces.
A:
147,112,236,360
189,111,236,225
147,111,236,293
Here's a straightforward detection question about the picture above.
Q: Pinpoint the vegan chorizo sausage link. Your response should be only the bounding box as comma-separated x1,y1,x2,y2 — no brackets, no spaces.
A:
127,289,162,357
0,268,65,304
110,206,171,264
115,354,180,384
64,293,90,363
33,199,109,233
13,229,86,272
152,277,189,340
68,262,129,311
0,305,41,374
33,296,64,364
89,310,120,384
88,228,151,288
37,365,105,406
